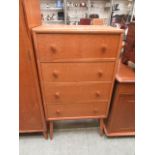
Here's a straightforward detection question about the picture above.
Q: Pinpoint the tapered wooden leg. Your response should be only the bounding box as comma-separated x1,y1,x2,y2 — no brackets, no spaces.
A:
99,118,104,136
50,121,54,140
43,131,48,139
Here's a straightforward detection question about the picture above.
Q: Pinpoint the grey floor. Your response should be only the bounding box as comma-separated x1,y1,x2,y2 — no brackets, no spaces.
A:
19,120,135,155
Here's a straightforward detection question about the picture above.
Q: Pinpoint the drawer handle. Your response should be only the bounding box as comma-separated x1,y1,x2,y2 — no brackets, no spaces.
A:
54,92,60,98
101,44,107,52
93,108,98,114
50,45,57,53
95,91,101,97
53,70,59,78
56,110,61,115
98,70,103,77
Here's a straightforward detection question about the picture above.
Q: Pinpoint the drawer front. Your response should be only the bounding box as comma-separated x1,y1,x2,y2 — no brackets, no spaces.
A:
46,101,108,119
41,62,115,82
35,34,120,62
43,82,112,104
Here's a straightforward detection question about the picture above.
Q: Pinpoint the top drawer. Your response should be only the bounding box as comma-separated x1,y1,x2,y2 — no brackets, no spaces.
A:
34,34,120,62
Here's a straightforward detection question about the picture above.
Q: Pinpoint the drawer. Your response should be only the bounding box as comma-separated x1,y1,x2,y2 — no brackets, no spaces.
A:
43,82,112,104
46,101,108,119
35,34,120,62
41,62,115,82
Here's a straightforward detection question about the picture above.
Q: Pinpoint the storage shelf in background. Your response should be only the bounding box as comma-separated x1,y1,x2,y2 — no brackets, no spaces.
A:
44,20,64,24
41,8,63,11
40,0,113,25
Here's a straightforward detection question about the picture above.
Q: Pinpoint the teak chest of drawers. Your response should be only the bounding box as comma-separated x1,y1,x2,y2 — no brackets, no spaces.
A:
32,25,123,139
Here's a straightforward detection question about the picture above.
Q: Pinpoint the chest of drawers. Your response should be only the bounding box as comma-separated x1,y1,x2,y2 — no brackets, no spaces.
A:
32,25,123,139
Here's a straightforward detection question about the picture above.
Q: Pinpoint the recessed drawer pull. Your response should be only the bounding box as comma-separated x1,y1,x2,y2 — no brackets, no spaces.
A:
98,70,103,77
95,91,101,97
52,70,59,78
101,44,107,52
54,92,60,98
50,45,57,53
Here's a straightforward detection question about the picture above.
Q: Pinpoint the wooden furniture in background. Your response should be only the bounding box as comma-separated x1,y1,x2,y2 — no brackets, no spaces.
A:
22,0,41,29
122,22,135,64
32,25,123,139
19,0,47,138
103,60,135,136
91,19,104,25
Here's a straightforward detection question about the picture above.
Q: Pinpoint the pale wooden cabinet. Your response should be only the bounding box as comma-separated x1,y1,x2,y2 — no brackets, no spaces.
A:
32,25,123,139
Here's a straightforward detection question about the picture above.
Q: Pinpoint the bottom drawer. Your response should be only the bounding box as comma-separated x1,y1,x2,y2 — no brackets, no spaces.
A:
46,101,108,120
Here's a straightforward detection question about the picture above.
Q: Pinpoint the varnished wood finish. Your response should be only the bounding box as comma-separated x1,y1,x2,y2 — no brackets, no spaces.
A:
35,33,120,62
44,82,111,104
50,122,53,140
116,60,135,83
41,62,115,82
99,119,104,136
122,22,135,64
103,60,135,136
32,25,124,34
32,25,123,138
22,0,41,29
19,0,47,135
46,101,108,119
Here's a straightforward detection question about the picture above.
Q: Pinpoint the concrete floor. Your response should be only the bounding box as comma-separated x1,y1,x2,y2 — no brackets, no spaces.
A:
19,120,135,155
